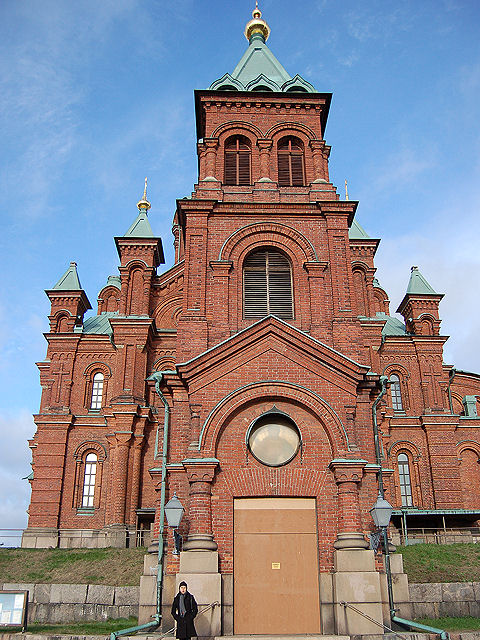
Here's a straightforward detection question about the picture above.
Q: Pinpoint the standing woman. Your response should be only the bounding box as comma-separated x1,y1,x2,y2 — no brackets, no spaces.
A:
171,581,198,640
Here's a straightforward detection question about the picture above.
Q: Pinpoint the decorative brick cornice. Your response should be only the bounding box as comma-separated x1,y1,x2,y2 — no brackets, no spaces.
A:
182,458,219,483
329,458,368,483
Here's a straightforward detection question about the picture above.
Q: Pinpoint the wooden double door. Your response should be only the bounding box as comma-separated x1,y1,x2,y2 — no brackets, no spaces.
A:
233,497,320,634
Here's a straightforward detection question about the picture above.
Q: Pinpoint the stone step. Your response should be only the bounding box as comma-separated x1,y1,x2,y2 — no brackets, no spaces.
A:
215,636,350,640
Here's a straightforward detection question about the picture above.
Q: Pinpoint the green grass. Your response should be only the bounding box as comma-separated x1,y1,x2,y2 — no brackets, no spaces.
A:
395,542,480,583
0,548,146,586
415,616,480,631
0,616,142,635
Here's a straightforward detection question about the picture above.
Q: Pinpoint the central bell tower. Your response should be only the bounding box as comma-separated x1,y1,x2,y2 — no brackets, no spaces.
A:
175,5,361,365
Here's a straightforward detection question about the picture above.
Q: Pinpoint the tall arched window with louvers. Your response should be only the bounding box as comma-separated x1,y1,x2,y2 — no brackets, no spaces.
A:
277,136,305,186
224,135,251,185
243,249,293,319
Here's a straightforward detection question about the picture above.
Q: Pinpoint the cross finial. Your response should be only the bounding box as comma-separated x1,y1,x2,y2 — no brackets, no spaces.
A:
143,177,148,201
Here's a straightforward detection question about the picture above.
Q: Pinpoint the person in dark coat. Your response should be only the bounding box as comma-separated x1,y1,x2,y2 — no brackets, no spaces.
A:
171,581,198,640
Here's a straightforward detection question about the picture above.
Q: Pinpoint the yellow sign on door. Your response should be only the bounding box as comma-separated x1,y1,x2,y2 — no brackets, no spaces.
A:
272,562,280,569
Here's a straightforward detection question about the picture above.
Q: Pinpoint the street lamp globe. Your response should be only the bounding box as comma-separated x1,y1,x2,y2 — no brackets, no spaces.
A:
370,494,393,528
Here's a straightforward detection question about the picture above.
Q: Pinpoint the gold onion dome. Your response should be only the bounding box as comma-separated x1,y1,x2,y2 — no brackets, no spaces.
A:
137,177,151,211
244,2,270,42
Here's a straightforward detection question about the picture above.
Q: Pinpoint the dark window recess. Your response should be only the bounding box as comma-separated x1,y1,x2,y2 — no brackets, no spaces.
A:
244,250,293,319
224,135,251,185
277,136,305,186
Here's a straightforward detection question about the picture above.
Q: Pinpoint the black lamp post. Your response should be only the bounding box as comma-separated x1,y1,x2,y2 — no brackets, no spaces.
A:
165,493,184,555
370,494,395,618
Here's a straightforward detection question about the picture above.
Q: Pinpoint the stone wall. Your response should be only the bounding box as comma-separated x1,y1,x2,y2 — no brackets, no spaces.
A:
1,583,138,624
2,580,479,625
409,582,480,619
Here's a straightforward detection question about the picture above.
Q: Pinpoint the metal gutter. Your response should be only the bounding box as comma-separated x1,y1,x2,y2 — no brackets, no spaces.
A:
110,371,170,640
392,615,449,640
371,376,449,639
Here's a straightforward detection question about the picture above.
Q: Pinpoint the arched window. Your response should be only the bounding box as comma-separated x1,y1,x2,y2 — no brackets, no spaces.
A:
90,372,104,410
397,453,413,507
277,136,305,186
244,249,293,319
390,374,403,412
81,453,97,508
224,135,251,185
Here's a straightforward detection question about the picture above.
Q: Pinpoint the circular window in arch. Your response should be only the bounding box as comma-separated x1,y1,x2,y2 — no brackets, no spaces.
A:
247,410,301,467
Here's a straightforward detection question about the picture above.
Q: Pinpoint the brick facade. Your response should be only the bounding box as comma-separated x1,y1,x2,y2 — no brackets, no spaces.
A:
25,5,480,602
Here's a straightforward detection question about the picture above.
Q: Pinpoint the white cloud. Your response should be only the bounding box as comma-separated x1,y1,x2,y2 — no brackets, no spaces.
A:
0,410,35,547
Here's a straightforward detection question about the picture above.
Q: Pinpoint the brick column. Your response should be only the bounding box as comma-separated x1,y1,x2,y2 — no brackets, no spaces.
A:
182,459,219,551
204,138,219,180
106,431,133,524
310,140,329,182
329,459,369,550
257,139,273,180
128,434,144,525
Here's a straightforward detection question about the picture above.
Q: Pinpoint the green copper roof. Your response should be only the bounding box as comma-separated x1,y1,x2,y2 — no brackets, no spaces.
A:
124,210,154,238
106,275,121,290
406,266,438,295
349,218,370,239
232,36,291,87
209,23,315,93
82,311,118,335
52,262,83,290
376,313,408,337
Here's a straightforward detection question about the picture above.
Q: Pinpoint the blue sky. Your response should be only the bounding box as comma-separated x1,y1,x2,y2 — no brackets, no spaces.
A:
1,0,479,545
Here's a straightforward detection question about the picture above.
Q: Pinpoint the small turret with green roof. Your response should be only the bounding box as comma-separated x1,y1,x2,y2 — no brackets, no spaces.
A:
45,262,92,332
114,179,164,273
397,266,444,336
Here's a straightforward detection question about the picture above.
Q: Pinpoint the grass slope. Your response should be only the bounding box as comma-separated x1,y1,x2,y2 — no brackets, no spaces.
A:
0,548,145,586
396,542,480,583
0,617,139,635
2,543,480,586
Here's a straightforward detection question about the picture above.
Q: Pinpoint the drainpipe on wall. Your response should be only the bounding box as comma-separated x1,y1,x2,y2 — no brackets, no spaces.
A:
149,371,172,626
447,368,456,414
371,376,449,640
110,371,172,640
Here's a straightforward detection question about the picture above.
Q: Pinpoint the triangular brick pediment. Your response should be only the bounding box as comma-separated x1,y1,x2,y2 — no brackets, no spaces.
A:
175,316,370,392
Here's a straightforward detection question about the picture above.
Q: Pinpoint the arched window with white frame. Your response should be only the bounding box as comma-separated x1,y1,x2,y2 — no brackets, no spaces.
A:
90,372,104,410
390,374,404,412
397,452,413,507
81,453,97,508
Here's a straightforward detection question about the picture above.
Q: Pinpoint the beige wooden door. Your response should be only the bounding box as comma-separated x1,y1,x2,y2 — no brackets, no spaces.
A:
234,497,320,634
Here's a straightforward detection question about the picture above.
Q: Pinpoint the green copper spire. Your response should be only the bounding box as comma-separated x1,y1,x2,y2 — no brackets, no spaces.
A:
209,4,315,93
52,262,83,290
406,266,438,295
124,178,155,238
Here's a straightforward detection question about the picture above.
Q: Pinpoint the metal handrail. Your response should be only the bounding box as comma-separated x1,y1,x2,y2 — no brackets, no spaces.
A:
340,601,406,639
340,600,449,640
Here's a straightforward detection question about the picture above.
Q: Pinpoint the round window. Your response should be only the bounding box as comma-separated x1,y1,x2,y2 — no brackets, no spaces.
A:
247,412,300,467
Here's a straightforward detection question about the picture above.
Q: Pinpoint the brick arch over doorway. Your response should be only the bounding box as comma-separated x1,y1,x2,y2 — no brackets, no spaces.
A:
198,380,350,457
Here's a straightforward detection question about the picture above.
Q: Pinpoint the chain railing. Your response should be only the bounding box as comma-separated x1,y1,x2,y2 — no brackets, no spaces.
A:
0,528,153,549
393,526,480,546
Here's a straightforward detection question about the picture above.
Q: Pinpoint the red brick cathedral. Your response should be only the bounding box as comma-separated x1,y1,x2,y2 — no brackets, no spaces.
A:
25,6,480,636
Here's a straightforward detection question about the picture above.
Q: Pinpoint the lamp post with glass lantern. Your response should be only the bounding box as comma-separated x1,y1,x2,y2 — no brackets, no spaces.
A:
165,493,184,555
370,494,394,618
